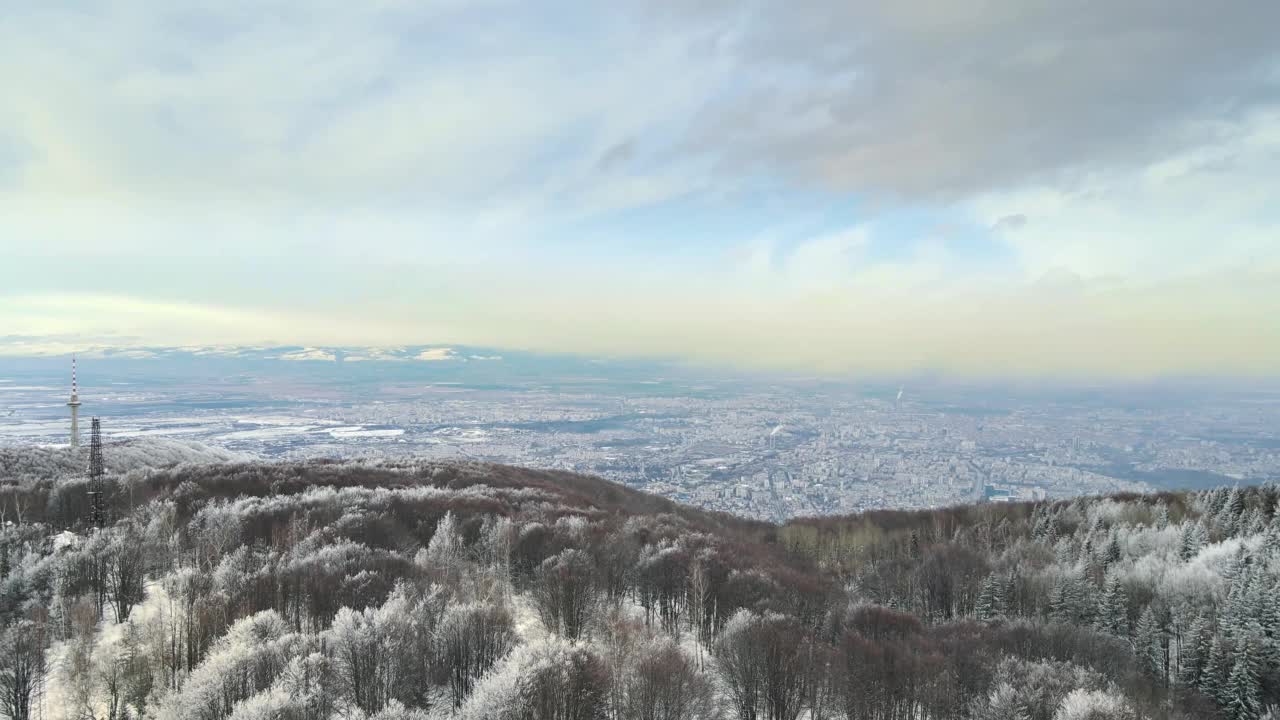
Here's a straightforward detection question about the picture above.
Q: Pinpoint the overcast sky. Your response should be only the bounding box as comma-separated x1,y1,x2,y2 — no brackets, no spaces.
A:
2,0,1278,377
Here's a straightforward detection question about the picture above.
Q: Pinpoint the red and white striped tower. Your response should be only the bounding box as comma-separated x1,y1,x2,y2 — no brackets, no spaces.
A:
67,355,82,449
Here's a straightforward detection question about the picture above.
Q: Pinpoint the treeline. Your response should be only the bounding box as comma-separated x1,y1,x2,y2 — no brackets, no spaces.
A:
0,455,1272,719
781,486,1280,719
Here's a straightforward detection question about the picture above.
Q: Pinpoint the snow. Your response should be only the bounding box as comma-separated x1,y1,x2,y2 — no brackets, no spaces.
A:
277,348,338,362
221,425,320,440
0,437,246,481
329,426,405,438
416,348,458,361
510,592,549,643
51,530,80,552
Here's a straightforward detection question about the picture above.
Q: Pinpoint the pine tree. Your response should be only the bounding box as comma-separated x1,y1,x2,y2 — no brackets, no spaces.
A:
1245,507,1267,535
1156,503,1171,530
1103,534,1122,568
1202,635,1229,707
1002,572,1018,618
1134,605,1166,682
1098,572,1128,637
1178,615,1209,689
1049,577,1071,624
909,531,921,561
976,574,996,621
1221,487,1246,536
1226,644,1263,720
976,572,1006,621
1180,522,1202,561
1054,539,1074,566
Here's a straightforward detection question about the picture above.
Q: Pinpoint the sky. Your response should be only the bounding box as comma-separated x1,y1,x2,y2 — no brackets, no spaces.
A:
1,0,1278,378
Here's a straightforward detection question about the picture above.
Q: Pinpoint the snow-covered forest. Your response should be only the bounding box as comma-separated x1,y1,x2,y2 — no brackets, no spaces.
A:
1,442,1277,719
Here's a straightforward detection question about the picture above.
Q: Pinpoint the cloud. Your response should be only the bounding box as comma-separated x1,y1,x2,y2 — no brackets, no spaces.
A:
0,1,1277,378
656,0,1280,198
991,214,1028,233
969,109,1280,279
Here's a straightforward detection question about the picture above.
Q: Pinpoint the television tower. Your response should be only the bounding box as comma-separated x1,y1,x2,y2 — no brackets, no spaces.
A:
87,417,107,527
67,355,82,449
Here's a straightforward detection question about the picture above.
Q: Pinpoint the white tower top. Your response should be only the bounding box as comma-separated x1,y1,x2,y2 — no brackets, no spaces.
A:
68,355,81,405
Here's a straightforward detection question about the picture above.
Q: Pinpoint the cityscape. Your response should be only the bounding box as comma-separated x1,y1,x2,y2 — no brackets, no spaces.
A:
3,347,1276,521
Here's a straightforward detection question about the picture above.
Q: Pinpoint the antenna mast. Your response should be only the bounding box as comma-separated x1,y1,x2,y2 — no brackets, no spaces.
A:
87,417,107,528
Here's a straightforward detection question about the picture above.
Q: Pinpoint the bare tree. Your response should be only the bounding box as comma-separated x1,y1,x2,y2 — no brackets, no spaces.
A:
617,638,719,720
436,602,515,707
0,620,45,720
534,550,599,640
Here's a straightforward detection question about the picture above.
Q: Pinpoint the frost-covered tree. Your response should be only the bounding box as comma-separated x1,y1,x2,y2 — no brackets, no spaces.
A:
457,637,609,720
1180,521,1207,561
615,637,719,720
1177,615,1211,689
1097,572,1127,638
420,511,464,578
1133,606,1167,682
1202,635,1230,707
153,610,297,720
533,549,599,641
1052,688,1137,720
106,524,146,624
971,682,1030,720
436,601,515,708
328,586,438,716
1227,640,1264,720
1050,572,1095,626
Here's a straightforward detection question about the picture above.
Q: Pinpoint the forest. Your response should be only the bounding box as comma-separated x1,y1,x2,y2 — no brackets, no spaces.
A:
0,441,1277,719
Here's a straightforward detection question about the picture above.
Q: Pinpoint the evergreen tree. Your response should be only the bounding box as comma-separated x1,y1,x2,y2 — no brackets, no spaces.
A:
976,573,1006,621
1221,487,1246,535
1102,534,1122,568
976,576,996,621
1180,522,1202,561
1002,572,1018,618
1050,572,1094,626
1156,503,1171,530
1227,646,1263,720
1098,572,1127,637
1178,615,1210,689
1054,539,1074,566
1134,605,1166,683
1245,507,1267,535
1202,635,1229,707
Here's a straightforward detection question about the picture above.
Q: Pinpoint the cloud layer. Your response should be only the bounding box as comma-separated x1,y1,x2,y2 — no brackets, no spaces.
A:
1,0,1278,377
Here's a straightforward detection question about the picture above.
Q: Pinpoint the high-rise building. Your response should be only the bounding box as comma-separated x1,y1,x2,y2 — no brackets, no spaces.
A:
67,355,82,449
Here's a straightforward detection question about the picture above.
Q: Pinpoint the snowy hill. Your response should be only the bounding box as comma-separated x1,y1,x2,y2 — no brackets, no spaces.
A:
0,437,247,483
0,455,1274,719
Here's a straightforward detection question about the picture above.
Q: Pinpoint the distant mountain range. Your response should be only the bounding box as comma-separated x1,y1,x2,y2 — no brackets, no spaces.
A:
0,343,713,385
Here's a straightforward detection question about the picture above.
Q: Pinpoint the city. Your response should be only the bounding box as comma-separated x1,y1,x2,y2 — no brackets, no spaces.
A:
3,347,1276,521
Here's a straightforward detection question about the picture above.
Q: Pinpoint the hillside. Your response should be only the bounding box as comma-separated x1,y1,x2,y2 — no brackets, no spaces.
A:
0,452,1276,720
0,438,246,484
